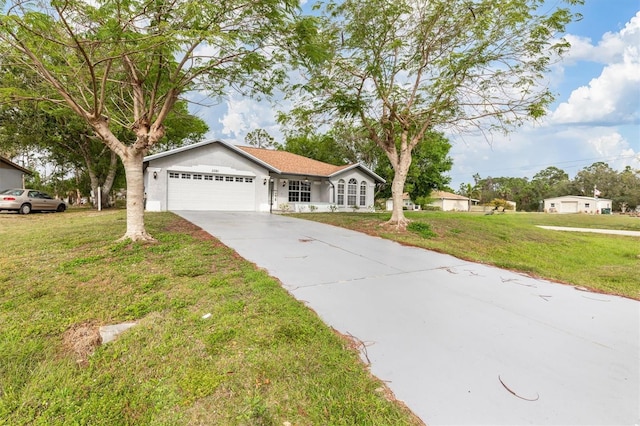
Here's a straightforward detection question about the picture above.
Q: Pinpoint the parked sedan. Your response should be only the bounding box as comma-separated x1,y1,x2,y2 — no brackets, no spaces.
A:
0,188,67,214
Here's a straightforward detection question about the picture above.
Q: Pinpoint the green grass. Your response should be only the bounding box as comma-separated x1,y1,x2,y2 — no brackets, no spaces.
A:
294,211,640,299
0,210,421,425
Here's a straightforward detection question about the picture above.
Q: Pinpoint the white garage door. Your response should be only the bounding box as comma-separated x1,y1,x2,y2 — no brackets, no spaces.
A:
167,171,256,211
560,201,578,213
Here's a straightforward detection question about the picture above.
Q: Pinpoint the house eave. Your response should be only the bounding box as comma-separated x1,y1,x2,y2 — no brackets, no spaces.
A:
143,139,281,173
328,164,386,183
0,156,33,175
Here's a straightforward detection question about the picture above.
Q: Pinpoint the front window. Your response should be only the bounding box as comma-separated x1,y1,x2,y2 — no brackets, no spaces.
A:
347,178,357,206
359,181,367,206
288,180,311,202
337,179,345,205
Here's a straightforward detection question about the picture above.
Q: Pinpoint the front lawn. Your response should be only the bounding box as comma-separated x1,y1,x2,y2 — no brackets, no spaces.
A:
0,210,421,425
295,211,640,299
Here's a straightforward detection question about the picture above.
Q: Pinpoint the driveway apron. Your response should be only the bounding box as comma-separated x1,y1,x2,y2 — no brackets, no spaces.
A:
175,211,640,425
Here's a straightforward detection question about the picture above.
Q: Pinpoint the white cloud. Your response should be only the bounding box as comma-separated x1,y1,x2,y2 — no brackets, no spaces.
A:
551,12,640,125
561,11,640,64
586,131,640,170
218,93,283,144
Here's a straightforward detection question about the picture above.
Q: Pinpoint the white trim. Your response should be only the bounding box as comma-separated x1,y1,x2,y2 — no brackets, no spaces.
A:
166,165,255,177
144,140,280,173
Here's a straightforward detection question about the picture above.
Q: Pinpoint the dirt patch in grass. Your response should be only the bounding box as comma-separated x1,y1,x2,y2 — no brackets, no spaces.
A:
163,216,246,256
164,217,218,242
62,322,102,366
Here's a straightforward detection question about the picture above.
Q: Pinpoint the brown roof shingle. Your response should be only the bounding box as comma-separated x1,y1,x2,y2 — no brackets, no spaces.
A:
430,190,468,200
238,146,351,177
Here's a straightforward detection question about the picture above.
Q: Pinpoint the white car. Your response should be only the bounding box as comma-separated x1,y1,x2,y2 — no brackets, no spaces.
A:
0,188,67,214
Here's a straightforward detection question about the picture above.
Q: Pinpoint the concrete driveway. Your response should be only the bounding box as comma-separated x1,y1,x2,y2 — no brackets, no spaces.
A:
176,211,639,425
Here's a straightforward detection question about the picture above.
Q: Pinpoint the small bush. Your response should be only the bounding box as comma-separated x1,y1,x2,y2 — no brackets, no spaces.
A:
407,222,436,239
279,203,291,212
487,198,514,210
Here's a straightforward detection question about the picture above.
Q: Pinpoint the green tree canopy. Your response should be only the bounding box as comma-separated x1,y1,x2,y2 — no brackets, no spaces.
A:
0,0,313,240
281,0,582,226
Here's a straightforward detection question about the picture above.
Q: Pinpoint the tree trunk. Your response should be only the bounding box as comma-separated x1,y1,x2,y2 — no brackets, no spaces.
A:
87,168,101,209
389,163,410,227
100,151,119,207
120,148,154,242
386,143,412,228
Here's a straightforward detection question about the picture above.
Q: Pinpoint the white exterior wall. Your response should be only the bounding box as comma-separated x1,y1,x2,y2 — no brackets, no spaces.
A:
442,199,469,212
330,170,377,211
274,170,377,212
544,196,612,214
271,177,334,211
0,164,25,189
144,143,271,212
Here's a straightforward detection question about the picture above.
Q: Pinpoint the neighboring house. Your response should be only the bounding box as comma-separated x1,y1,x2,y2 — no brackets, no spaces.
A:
428,190,472,212
0,156,32,190
385,193,418,211
143,140,384,212
544,195,612,214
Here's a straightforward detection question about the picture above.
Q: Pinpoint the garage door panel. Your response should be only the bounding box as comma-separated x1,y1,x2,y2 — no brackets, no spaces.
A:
560,201,578,213
168,173,255,211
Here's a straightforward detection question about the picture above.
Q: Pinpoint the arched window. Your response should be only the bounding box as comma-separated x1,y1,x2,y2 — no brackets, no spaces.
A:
360,181,367,206
337,179,345,205
347,178,357,206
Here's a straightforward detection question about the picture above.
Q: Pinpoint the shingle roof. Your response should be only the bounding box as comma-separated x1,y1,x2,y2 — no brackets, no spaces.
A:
431,190,468,200
238,146,352,177
143,139,384,182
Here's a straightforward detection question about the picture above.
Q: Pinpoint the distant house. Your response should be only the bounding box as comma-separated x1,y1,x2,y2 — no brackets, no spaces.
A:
429,191,472,211
0,156,32,190
544,195,612,214
385,190,476,212
385,193,419,211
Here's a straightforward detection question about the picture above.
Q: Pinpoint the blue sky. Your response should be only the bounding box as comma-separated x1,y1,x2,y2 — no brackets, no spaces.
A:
191,0,640,191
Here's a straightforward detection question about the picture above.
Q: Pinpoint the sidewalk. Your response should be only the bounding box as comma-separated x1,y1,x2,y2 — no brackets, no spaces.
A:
537,225,640,237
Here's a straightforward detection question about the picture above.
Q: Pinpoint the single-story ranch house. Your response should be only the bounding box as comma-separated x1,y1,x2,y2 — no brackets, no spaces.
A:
0,156,32,190
385,191,476,212
544,195,612,214
143,140,385,212
429,190,474,212
385,192,419,211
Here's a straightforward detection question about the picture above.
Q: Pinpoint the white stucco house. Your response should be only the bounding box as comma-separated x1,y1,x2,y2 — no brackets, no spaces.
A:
543,195,612,214
0,156,32,190
385,193,419,211
385,191,477,212
429,190,473,211
142,140,384,212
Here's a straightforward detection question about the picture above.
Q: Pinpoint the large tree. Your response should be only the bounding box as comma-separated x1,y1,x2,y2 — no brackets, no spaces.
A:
285,0,582,226
0,0,309,240
0,100,207,206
